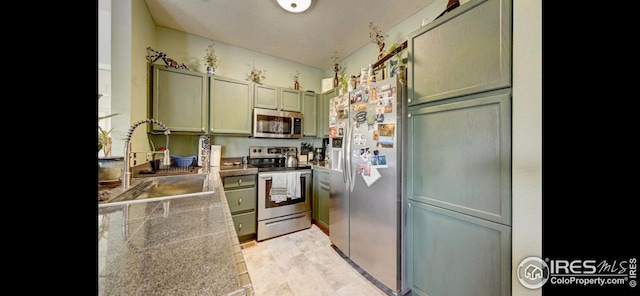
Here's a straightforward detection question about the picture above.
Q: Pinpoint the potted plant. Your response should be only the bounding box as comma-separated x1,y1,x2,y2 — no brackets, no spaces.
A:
204,42,218,75
98,94,123,181
98,113,118,157
246,60,266,84
369,21,389,60
291,70,300,90
98,94,120,157
388,43,407,80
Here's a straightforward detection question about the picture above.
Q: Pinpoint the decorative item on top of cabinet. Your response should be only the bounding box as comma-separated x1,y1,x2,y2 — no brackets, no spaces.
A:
204,41,218,75
246,59,266,84
146,47,189,70
292,70,300,90
330,51,342,88
369,21,388,60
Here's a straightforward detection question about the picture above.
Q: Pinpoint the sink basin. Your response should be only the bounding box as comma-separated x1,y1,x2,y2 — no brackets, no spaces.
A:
99,173,213,206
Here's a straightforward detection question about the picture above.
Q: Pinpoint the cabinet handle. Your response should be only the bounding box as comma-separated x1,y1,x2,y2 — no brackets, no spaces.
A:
408,97,412,103
408,202,412,208
238,179,242,185
238,197,242,204
408,113,412,118
238,223,243,230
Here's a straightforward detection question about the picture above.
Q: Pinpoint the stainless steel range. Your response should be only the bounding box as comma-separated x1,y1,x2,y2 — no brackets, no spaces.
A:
249,146,312,241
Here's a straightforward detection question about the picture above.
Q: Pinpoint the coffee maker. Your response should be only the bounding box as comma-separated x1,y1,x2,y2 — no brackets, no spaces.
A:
316,138,329,161
315,147,325,161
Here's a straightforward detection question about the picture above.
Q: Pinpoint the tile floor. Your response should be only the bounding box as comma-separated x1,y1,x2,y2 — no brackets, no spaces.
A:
241,224,392,296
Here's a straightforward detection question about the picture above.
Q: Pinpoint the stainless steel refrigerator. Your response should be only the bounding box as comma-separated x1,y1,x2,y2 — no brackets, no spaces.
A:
328,76,407,295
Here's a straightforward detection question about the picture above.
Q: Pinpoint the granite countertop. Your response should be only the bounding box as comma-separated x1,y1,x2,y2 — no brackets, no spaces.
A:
309,161,330,172
97,168,253,296
217,164,258,177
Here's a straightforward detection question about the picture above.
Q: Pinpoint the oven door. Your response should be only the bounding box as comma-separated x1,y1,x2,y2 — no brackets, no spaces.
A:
257,169,311,221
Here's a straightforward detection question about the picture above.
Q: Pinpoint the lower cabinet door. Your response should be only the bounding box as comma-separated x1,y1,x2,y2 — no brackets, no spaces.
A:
231,211,256,237
407,200,511,296
318,183,330,228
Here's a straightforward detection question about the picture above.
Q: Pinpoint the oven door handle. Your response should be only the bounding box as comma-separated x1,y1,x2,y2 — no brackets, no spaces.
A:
259,171,311,179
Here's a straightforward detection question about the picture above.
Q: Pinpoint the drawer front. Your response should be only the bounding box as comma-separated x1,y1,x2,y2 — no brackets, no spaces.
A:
257,211,311,241
232,211,256,237
226,188,256,213
223,175,256,189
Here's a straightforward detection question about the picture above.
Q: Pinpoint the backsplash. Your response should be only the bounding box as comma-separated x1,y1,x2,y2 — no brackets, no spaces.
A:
149,134,324,158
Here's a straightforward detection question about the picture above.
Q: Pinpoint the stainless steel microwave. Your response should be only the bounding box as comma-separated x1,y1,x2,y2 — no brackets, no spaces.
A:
253,108,303,139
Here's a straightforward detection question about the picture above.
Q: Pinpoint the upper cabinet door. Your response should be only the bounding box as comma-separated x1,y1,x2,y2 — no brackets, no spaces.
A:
150,65,207,133
209,76,253,135
254,84,301,112
318,88,335,137
254,84,278,110
301,91,317,137
408,0,512,105
280,88,301,112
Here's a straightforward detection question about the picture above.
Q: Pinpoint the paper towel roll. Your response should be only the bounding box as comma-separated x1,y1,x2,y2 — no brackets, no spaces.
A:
210,145,221,167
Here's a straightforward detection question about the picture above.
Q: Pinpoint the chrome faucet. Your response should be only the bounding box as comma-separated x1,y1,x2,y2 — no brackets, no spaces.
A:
122,119,171,189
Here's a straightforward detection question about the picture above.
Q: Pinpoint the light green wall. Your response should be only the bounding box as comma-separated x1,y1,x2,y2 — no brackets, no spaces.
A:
154,27,326,93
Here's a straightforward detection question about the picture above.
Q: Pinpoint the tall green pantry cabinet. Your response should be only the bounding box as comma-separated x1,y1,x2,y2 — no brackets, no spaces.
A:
405,0,512,295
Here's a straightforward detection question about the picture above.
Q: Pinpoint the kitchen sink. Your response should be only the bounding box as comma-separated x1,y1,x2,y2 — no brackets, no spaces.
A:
99,173,213,207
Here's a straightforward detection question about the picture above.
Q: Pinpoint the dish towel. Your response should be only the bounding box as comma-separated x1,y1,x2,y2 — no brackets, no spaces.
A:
287,171,302,199
269,172,302,202
270,174,288,203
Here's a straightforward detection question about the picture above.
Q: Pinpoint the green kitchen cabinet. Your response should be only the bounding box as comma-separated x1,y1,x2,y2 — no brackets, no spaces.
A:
209,76,253,135
406,51,512,296
301,91,317,137
406,0,512,294
254,84,301,112
149,64,207,133
312,169,330,233
408,0,511,105
407,88,512,225
223,174,257,242
407,201,511,296
318,88,336,138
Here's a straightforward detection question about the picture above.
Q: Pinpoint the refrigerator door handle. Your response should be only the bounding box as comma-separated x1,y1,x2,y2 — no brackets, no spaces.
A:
342,128,348,184
347,124,355,192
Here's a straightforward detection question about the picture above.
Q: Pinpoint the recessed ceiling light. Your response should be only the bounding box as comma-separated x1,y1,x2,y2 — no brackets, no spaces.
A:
277,0,312,13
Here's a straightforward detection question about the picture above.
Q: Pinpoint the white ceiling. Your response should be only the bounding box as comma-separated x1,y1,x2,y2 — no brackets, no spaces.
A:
144,0,436,69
